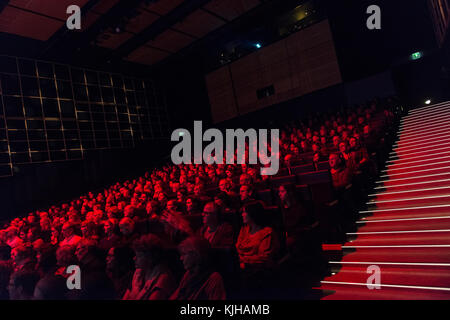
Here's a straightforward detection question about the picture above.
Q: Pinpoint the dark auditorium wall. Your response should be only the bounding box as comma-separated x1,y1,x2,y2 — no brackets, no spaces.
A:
155,54,213,131
0,139,171,222
326,0,438,81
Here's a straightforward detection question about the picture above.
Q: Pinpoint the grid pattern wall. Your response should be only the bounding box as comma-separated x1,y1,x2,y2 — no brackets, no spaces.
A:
0,56,170,177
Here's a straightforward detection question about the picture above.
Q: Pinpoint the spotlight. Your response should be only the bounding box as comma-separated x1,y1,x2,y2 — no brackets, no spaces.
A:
425,99,431,105
255,43,262,49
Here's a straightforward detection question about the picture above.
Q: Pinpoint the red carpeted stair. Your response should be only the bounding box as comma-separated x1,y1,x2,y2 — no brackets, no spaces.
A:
318,102,450,300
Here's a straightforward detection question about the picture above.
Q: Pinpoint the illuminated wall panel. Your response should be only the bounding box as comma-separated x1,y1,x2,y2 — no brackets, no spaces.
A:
0,56,169,177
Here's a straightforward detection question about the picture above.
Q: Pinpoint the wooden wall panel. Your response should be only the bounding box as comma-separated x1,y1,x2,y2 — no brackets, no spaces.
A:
230,53,262,115
205,66,238,123
206,19,342,123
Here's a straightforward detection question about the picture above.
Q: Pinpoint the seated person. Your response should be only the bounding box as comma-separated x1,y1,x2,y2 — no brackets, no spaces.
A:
59,223,82,248
118,218,139,247
185,197,202,216
80,220,100,242
198,202,234,247
55,245,77,277
235,201,279,270
170,236,226,300
193,183,212,206
160,204,193,245
339,141,356,172
0,261,12,299
8,270,40,300
349,137,370,171
11,244,36,273
278,184,320,257
329,153,353,191
69,240,115,300
239,184,255,207
33,273,67,300
239,174,252,187
123,234,175,300
312,152,328,171
98,219,121,251
106,246,135,299
32,245,68,300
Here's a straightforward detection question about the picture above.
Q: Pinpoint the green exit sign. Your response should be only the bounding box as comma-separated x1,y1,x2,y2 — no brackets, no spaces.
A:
410,52,423,60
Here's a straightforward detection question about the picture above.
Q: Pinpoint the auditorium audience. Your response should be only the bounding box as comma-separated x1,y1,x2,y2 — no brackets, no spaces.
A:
0,99,396,299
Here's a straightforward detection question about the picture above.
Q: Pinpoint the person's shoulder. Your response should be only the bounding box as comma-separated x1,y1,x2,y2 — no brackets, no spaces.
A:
220,222,233,231
156,268,175,286
208,271,224,282
260,226,274,237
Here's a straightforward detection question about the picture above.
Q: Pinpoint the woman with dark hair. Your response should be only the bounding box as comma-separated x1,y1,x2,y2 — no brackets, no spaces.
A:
170,236,226,300
98,218,121,251
312,152,328,171
278,184,320,258
235,201,279,270
349,137,370,171
185,197,201,216
123,234,175,300
106,246,135,299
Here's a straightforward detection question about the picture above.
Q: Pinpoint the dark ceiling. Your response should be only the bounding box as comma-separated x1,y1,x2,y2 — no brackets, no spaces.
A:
0,0,268,67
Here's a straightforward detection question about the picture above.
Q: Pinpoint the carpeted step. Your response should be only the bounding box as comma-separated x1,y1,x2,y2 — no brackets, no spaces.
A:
340,246,450,263
395,136,450,149
373,178,450,193
362,211,450,221
380,166,450,180
398,123,450,138
344,230,450,246
370,185,450,201
356,216,450,232
387,155,450,169
383,160,450,175
388,151,450,166
323,264,450,288
367,194,450,210
391,145,450,158
360,205,450,220
377,173,450,188
319,283,450,300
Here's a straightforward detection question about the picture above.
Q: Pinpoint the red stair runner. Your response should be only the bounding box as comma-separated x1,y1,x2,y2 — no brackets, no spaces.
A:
318,102,450,300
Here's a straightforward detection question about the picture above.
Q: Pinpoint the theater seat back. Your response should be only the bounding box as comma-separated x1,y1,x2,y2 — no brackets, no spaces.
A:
270,175,296,188
296,170,330,185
